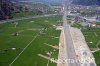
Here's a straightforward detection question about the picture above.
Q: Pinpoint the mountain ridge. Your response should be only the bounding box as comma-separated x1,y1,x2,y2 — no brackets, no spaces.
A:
72,0,100,6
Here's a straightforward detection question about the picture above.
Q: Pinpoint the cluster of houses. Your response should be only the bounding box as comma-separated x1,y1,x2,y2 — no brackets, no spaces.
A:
16,2,54,14
88,22,100,28
68,5,100,28
67,14,100,28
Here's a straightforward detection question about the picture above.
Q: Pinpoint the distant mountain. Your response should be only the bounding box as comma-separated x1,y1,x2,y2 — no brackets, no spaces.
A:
72,0,100,6
11,0,100,5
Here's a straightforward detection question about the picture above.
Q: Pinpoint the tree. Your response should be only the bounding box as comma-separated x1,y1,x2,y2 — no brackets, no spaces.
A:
0,0,13,20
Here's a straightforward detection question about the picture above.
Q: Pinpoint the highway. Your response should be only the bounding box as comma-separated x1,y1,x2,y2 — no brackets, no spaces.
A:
0,14,58,24
63,3,80,66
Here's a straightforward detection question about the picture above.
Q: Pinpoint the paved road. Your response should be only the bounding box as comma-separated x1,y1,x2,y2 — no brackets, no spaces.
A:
0,14,58,24
63,3,80,66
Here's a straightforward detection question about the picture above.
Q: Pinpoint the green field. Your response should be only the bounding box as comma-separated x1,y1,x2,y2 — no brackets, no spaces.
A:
82,28,100,48
11,11,39,18
71,22,82,29
0,15,62,66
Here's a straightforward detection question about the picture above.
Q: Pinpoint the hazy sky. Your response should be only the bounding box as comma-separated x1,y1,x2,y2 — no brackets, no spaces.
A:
12,0,62,3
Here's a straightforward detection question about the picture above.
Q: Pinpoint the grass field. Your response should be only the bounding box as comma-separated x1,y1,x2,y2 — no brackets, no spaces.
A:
0,15,62,66
71,22,81,29
11,11,39,18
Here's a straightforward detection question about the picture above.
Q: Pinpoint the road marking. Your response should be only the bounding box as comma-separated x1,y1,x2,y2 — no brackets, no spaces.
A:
44,43,59,49
38,54,57,63
92,49,100,53
96,41,100,48
94,32,98,36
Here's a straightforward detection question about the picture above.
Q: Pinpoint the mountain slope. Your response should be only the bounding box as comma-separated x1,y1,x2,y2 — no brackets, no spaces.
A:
72,0,100,6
